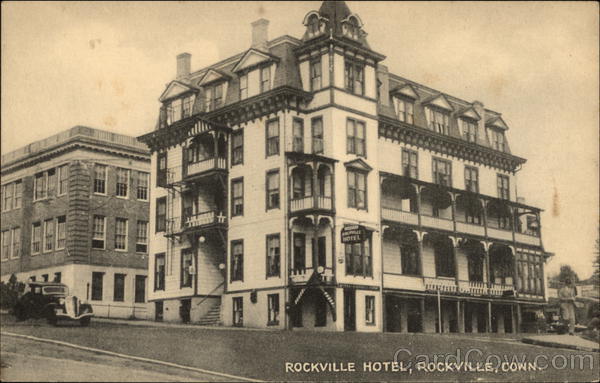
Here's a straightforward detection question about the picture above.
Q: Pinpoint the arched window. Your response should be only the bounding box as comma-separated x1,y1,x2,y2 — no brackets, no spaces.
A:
307,14,320,36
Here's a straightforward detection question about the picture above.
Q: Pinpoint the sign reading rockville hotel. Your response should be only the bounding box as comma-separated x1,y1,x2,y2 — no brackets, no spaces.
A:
341,225,367,244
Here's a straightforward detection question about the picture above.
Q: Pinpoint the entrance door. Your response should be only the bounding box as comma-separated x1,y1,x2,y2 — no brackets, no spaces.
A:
385,295,402,332
180,299,191,323
155,301,164,322
344,289,356,331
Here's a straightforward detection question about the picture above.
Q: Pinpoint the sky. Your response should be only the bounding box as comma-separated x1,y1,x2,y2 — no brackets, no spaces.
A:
2,1,598,279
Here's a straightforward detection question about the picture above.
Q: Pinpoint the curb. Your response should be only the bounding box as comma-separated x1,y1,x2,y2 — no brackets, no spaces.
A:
93,317,279,332
1,331,263,382
521,338,600,353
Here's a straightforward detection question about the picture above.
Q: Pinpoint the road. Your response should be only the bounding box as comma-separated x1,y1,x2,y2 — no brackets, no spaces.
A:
1,314,598,382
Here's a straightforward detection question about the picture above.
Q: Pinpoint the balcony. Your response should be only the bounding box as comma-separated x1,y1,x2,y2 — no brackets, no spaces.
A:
488,283,516,297
514,232,541,246
289,267,334,284
185,157,227,179
424,277,458,293
487,227,513,242
455,221,485,236
458,280,487,296
290,196,333,213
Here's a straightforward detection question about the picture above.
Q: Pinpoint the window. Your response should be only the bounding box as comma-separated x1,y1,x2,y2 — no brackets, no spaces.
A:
400,239,419,275
116,168,129,197
42,274,49,282
497,174,510,200
266,234,280,277
394,98,414,124
233,297,243,327
1,183,13,211
92,215,106,249
310,58,322,91
57,164,69,195
205,83,223,112
43,219,54,252
266,170,280,210
347,170,367,210
115,218,128,250
343,16,361,39
136,221,148,253
307,14,321,37
292,118,304,152
346,118,365,156
31,222,41,254
311,117,323,154
135,275,146,303
344,59,365,95
137,172,149,200
114,274,125,302
365,296,375,325
260,66,271,93
157,152,167,187
56,216,66,250
13,181,22,209
267,294,279,325
1,230,10,261
427,107,450,135
266,118,279,156
462,119,477,143
155,253,165,291
34,171,47,200
91,272,104,301
166,95,194,125
182,95,194,118
345,240,372,277
432,158,452,187
11,227,20,259
181,249,193,288
54,272,61,283
401,149,418,179
47,169,56,197
231,179,243,217
231,240,244,282
490,129,505,151
464,167,479,193
93,164,107,194
240,74,248,100
293,233,306,272
232,130,243,165
434,239,455,278
156,197,167,232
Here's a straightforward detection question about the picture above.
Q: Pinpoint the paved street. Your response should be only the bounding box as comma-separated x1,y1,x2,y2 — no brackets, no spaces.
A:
1,314,598,382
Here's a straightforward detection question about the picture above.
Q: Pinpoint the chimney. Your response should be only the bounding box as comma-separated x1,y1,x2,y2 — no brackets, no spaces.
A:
176,53,191,80
251,18,269,51
377,64,390,106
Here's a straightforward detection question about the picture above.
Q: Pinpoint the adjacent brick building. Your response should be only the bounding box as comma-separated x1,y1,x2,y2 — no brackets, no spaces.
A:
1,126,152,319
139,1,551,332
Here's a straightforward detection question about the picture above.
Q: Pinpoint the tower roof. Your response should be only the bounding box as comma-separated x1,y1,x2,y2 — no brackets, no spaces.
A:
318,0,352,35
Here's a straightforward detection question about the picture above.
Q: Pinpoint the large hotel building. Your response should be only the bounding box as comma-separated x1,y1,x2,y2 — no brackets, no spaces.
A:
139,1,550,332
1,126,152,319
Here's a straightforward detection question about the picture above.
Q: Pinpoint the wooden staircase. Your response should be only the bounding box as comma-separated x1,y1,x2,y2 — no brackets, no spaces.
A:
197,302,222,326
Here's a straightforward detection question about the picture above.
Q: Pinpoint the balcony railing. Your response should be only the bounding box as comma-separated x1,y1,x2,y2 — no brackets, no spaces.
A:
421,215,454,231
183,210,227,229
186,157,227,178
514,232,541,246
381,207,418,225
455,221,485,236
289,267,334,284
424,277,458,293
165,217,182,236
290,196,332,213
488,283,516,297
487,227,513,241
458,280,487,296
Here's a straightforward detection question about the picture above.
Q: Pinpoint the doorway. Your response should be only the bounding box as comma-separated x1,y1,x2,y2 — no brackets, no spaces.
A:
155,301,164,322
344,289,356,331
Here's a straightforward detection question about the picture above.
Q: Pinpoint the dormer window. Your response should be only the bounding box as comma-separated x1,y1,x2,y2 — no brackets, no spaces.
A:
304,12,325,39
394,97,414,124
426,107,449,135
166,95,195,125
489,129,505,151
240,74,248,100
260,66,271,93
460,118,478,143
343,15,362,40
204,83,223,112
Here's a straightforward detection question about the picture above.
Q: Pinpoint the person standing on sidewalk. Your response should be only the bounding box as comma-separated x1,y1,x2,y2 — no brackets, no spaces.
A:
558,278,578,335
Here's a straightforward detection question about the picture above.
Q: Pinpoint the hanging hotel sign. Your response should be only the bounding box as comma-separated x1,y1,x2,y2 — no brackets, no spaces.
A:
341,225,366,244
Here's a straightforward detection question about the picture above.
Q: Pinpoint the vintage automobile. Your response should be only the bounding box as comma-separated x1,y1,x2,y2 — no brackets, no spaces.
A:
13,282,94,326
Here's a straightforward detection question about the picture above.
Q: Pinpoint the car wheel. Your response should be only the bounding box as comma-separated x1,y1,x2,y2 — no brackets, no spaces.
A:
45,307,57,326
80,317,91,327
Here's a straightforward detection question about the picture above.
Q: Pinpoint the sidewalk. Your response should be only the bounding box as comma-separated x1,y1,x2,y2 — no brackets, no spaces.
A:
93,317,278,332
522,334,600,352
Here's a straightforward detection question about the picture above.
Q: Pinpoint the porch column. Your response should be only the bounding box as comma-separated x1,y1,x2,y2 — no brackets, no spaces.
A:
487,301,493,333
420,298,426,333
457,300,465,333
483,242,491,288
516,304,522,333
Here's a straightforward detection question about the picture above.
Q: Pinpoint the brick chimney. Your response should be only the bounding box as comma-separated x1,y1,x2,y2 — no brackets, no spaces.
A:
176,53,191,80
251,19,269,51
